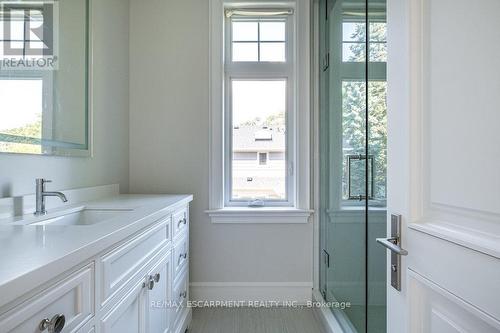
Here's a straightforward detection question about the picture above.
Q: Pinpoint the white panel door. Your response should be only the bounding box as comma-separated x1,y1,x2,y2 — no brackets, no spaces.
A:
386,0,500,332
100,279,147,333
146,252,172,333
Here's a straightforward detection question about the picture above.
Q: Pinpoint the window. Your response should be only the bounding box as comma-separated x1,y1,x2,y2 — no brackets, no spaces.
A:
342,22,387,62
231,20,286,62
224,8,294,207
231,80,287,201
0,78,43,154
341,20,387,205
208,0,311,222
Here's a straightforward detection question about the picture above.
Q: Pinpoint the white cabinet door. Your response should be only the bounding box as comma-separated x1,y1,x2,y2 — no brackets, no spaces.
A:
387,0,500,332
171,269,189,332
100,219,170,308
145,251,172,333
100,279,147,333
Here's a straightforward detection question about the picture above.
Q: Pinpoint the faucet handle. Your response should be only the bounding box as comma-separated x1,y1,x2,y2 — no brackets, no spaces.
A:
35,179,52,191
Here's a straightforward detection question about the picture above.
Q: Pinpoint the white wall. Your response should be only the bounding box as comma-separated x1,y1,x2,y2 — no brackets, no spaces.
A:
0,0,130,197
129,0,313,302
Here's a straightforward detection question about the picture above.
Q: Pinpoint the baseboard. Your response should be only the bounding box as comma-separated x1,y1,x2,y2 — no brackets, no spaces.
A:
190,282,313,305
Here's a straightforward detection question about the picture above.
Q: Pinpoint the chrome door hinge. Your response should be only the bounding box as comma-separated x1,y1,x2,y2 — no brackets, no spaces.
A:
322,52,330,71
322,249,330,268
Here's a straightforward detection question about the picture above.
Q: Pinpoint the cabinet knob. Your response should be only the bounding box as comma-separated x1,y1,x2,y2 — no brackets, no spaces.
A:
39,314,65,333
148,276,155,290
178,252,187,265
154,273,160,283
179,291,187,299
178,217,187,227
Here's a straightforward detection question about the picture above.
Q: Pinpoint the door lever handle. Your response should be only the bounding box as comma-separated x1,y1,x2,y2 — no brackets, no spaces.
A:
376,237,408,256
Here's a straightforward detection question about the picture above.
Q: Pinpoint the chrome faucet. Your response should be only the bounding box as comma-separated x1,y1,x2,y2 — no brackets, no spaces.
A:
34,178,68,216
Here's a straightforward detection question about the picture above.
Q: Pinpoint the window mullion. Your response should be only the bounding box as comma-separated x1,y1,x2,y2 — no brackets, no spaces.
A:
225,63,292,78
257,21,260,62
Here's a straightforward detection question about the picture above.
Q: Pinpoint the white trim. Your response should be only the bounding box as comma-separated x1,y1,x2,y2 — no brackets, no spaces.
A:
208,0,311,219
190,282,313,305
409,222,500,260
311,0,320,293
206,207,313,224
209,0,225,210
295,0,311,211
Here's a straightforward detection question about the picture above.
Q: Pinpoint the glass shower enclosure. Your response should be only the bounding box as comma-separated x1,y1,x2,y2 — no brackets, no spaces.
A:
318,0,387,332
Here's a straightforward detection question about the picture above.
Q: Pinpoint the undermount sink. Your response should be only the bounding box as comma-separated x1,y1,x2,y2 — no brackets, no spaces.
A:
26,207,134,226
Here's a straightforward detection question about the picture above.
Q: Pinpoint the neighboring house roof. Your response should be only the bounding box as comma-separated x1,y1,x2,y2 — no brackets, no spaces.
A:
233,126,285,152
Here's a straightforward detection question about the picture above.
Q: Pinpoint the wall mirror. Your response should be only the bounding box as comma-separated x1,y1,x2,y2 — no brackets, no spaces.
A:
0,0,90,156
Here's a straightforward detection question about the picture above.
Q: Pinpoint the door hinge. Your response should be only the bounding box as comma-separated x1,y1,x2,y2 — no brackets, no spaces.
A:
322,249,330,268
322,52,330,71
288,162,294,177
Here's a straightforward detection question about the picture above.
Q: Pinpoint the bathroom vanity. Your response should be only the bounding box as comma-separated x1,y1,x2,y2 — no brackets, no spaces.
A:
0,185,192,333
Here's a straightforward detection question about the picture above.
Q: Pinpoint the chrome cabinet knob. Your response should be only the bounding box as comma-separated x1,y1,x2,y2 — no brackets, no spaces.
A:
177,217,187,227
178,252,187,265
39,314,65,333
49,314,65,333
144,274,160,290
179,291,187,299
148,276,155,290
39,318,50,331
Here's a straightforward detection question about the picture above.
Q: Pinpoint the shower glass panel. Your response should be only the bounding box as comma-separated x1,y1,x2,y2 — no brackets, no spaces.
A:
367,1,387,332
319,0,387,332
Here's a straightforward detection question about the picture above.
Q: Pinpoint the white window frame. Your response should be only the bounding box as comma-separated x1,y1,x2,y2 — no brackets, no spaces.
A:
224,14,294,208
207,0,313,223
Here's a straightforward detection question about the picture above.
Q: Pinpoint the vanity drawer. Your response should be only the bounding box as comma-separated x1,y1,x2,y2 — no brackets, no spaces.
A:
0,265,94,333
173,234,188,282
99,216,171,307
172,206,188,240
171,268,189,331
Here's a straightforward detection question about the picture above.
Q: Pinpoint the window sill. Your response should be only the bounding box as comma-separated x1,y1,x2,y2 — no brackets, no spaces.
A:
206,207,314,224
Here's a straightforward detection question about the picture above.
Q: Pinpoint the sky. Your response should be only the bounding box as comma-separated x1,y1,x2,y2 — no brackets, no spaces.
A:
0,79,42,131
232,80,286,126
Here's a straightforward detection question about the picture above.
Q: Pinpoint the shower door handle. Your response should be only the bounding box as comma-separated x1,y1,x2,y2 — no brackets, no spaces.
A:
376,237,408,256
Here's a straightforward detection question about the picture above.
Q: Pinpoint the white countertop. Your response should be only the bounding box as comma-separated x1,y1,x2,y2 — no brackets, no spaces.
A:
0,193,193,309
